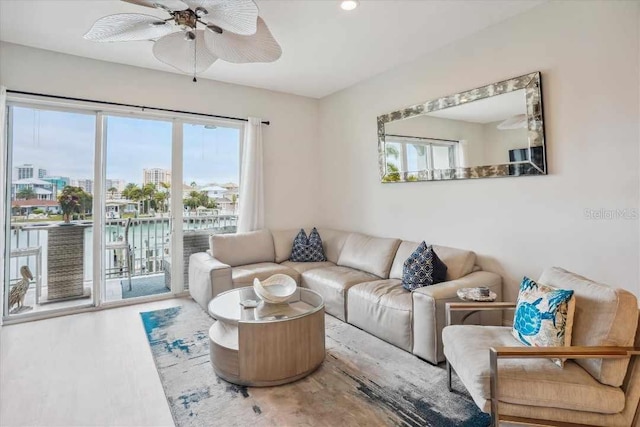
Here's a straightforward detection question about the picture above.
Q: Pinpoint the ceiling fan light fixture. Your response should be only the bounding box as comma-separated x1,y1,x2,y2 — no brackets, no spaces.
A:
340,0,359,11
87,0,280,80
194,7,208,17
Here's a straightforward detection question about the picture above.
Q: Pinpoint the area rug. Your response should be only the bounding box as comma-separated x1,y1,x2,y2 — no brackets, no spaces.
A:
121,275,170,299
140,303,490,427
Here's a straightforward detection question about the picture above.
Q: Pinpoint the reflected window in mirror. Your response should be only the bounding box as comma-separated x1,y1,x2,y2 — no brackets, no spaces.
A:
377,72,546,182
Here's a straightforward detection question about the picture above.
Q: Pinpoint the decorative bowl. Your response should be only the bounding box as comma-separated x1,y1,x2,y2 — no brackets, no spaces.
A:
253,274,297,304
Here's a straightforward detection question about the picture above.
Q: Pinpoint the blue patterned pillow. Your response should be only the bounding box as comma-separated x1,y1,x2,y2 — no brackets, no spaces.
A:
402,242,443,291
512,277,576,366
290,228,327,262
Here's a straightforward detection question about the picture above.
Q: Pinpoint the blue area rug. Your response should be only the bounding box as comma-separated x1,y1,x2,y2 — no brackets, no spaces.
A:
120,275,170,299
140,303,490,427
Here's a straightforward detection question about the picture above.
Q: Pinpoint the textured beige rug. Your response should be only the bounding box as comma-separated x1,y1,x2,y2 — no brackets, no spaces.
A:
141,302,489,427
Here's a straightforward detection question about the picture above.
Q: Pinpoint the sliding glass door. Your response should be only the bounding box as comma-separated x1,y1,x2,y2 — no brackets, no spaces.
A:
2,96,242,322
181,122,240,290
4,105,97,318
103,115,173,302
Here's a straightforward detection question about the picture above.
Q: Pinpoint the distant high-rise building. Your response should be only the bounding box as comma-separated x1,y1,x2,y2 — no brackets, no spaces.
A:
72,179,94,194
106,179,126,192
42,176,70,195
143,168,171,187
13,164,47,180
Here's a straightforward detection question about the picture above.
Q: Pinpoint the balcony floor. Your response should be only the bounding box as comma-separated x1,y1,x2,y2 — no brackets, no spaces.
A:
6,274,169,317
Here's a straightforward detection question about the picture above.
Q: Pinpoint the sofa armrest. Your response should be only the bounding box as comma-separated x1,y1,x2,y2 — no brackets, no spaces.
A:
413,270,502,300
188,252,232,311
411,271,503,364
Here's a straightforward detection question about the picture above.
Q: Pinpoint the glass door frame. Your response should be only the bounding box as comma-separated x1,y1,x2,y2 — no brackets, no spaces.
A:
1,93,241,323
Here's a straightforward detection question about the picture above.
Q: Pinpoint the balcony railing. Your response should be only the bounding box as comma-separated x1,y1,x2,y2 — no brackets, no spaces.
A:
7,215,237,287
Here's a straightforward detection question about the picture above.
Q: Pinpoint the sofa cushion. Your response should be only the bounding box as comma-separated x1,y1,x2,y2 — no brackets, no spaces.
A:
337,233,401,278
271,229,299,263
538,267,639,387
442,325,626,414
210,230,275,267
390,241,476,281
232,262,300,286
347,279,412,352
281,261,336,274
317,228,351,264
301,266,378,321
290,228,327,262
512,277,576,367
402,242,447,291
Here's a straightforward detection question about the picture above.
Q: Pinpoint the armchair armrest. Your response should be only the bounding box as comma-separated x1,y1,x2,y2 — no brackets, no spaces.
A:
491,346,640,359
488,346,640,426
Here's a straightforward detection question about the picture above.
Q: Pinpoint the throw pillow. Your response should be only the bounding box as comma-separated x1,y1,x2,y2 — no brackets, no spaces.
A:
402,241,447,291
512,277,576,367
289,228,327,262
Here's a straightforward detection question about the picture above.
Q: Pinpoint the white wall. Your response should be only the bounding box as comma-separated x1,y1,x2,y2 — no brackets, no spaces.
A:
0,41,321,229
318,1,640,301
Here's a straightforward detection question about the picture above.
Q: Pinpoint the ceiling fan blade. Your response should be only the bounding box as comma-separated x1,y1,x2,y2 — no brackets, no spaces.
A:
204,17,281,64
153,30,217,73
121,0,189,11
84,14,179,42
184,0,258,35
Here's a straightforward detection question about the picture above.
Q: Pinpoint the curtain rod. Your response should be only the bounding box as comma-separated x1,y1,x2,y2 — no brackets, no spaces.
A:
6,90,270,126
385,134,458,143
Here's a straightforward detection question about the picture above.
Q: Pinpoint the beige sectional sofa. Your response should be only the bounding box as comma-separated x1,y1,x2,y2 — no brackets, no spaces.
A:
189,228,502,364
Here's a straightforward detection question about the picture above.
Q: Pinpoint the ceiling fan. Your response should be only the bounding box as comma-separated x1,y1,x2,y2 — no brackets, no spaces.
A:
84,0,282,81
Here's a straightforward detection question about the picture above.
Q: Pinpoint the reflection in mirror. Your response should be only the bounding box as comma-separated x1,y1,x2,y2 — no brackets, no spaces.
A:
378,72,546,183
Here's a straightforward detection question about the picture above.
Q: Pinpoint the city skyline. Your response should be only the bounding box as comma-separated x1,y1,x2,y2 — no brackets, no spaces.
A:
11,107,241,187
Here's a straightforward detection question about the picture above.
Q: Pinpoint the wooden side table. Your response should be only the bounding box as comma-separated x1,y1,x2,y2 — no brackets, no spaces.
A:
208,287,325,387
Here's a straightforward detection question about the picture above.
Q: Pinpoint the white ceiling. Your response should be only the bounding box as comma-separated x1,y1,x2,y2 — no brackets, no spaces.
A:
0,0,544,99
427,89,526,123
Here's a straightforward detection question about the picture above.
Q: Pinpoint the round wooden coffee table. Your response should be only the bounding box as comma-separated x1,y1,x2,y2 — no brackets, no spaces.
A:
208,286,325,387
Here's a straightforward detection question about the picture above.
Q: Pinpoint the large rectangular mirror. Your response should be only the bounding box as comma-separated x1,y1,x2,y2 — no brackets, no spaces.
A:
377,72,546,182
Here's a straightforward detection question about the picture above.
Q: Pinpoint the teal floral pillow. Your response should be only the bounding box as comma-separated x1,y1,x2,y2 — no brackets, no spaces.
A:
512,277,576,367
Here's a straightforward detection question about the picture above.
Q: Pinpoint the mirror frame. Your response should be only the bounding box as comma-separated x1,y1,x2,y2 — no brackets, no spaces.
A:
377,71,546,183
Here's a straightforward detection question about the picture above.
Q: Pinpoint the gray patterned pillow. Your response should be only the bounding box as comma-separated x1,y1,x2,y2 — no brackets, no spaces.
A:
290,228,327,262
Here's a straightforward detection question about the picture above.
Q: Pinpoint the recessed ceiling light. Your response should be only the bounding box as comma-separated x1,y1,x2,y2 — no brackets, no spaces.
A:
340,0,359,11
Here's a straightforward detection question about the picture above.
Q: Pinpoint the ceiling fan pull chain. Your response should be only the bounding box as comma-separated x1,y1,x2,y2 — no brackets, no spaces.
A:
193,31,197,83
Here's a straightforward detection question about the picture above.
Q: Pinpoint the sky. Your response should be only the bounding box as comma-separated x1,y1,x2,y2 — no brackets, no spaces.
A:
11,106,240,186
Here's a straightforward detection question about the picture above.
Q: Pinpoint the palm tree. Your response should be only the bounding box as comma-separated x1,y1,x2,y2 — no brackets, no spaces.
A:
190,181,197,188
142,183,157,215
107,187,118,199
122,183,139,200
129,187,143,214
231,193,238,213
386,144,400,160
158,182,170,214
17,187,36,200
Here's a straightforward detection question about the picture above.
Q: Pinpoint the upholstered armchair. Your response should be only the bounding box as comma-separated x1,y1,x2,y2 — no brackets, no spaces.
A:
442,267,640,427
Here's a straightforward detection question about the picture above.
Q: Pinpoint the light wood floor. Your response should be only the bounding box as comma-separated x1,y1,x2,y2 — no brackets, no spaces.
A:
1,297,518,427
0,298,190,427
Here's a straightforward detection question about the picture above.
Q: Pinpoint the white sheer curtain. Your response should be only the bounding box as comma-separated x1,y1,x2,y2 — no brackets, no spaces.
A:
0,86,7,323
237,117,264,233
457,140,469,168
